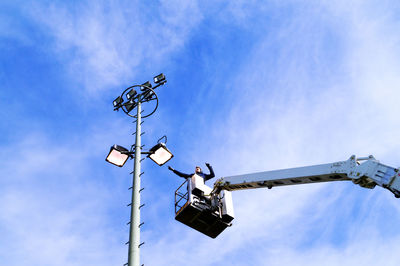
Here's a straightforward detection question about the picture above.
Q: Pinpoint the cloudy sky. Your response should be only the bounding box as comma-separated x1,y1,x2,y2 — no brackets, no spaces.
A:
1,0,400,265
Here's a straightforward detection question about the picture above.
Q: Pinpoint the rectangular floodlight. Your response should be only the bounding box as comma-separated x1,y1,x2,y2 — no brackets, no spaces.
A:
141,81,152,91
113,96,123,107
126,89,137,100
148,143,173,166
153,73,166,84
143,90,154,101
125,99,136,113
106,144,130,167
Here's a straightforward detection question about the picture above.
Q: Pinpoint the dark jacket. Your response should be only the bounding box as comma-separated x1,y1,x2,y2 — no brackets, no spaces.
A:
171,164,215,181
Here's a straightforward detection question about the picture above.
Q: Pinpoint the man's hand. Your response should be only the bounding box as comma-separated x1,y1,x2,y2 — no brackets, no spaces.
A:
205,162,210,167
168,166,174,171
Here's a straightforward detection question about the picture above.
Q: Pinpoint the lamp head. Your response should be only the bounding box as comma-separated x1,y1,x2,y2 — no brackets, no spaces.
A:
125,99,137,113
148,143,173,166
153,73,166,84
126,88,137,100
106,144,130,167
143,90,155,101
113,96,123,108
141,81,152,91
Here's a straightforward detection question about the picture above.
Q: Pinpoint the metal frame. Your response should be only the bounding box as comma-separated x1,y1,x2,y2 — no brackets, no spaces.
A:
174,179,189,214
118,84,159,118
213,155,400,198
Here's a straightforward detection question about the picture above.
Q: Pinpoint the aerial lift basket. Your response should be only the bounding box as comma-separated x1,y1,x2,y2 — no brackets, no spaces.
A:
174,179,233,238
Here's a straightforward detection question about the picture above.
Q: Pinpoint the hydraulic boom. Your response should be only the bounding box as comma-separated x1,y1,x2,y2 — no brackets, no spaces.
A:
174,155,400,238
212,155,400,198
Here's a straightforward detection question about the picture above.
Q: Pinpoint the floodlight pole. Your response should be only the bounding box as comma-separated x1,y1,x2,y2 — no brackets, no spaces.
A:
111,76,166,266
128,99,142,266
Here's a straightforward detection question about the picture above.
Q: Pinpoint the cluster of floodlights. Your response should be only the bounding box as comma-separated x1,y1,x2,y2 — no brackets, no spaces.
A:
112,73,166,113
106,142,173,167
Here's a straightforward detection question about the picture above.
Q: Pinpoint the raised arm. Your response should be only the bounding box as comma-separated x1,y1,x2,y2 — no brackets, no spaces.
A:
204,163,215,181
168,166,192,178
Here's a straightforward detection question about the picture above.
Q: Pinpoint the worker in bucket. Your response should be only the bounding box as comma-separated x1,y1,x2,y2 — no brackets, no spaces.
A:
168,163,215,197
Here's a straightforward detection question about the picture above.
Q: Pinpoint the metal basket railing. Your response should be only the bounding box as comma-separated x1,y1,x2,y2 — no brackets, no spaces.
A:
174,179,189,214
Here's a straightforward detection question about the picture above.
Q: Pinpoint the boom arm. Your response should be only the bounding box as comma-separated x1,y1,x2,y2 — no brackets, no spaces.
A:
174,155,400,239
213,155,400,198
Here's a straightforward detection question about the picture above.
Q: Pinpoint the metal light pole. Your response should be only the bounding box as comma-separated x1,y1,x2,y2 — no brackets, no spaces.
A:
108,74,168,266
129,100,141,266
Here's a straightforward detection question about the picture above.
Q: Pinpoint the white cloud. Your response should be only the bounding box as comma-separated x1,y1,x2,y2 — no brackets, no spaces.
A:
26,1,203,94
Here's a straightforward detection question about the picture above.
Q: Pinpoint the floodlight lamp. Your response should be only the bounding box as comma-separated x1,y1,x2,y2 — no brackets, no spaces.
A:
106,144,131,167
153,73,166,84
126,89,137,100
141,81,152,91
113,96,123,107
125,99,136,113
143,90,154,101
148,143,173,166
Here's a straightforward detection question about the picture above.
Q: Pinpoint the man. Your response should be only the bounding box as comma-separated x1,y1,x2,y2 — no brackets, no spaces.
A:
168,163,215,181
168,163,215,197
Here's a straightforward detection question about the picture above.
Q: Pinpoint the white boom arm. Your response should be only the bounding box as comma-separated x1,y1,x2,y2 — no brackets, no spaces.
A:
174,155,400,239
213,155,400,198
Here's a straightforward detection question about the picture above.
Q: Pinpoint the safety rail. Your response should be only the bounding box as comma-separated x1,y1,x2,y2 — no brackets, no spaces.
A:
175,179,189,214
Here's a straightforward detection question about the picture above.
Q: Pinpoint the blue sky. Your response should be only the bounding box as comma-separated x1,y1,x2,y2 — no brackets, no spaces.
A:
1,1,400,265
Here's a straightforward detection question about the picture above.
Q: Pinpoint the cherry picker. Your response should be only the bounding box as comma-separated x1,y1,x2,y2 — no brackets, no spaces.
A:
174,155,400,238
